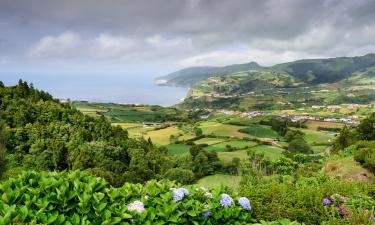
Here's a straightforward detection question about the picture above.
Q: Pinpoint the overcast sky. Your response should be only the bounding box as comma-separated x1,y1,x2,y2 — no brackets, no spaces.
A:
1,0,375,76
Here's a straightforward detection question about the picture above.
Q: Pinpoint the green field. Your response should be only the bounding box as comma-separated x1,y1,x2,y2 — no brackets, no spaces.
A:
199,121,250,138
239,125,282,139
204,140,258,152
144,126,182,145
166,144,192,155
196,174,241,190
303,129,333,145
72,101,182,122
194,137,227,145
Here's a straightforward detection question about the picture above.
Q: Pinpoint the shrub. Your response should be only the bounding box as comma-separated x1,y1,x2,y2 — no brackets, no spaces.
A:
164,168,195,184
353,141,375,172
240,174,375,225
0,170,254,224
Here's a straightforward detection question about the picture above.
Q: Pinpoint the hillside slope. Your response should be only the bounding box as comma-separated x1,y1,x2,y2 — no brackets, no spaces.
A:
157,62,262,86
159,53,375,86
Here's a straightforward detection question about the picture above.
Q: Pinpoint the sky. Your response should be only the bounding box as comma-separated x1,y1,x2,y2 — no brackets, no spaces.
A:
1,0,375,77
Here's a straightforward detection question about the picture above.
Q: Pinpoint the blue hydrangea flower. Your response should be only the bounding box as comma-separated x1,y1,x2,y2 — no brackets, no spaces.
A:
172,188,189,202
202,211,212,217
323,198,332,206
238,197,251,211
172,189,185,202
180,188,189,196
220,194,233,207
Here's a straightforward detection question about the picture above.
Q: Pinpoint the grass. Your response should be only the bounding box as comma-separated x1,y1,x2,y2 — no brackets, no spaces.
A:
144,126,182,145
199,121,250,138
306,121,344,131
166,144,192,155
111,122,142,129
204,140,258,152
303,129,333,145
194,137,227,145
178,133,195,141
239,125,282,139
323,157,373,182
196,174,241,190
218,150,248,164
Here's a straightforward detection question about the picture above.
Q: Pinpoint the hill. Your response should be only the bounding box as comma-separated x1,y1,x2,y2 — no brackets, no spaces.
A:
157,61,262,86
159,53,375,86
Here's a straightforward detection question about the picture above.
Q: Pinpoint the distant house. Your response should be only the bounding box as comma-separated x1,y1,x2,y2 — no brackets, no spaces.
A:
200,115,210,119
143,122,162,126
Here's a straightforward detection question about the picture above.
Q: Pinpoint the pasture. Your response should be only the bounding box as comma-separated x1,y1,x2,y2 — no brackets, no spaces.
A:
306,120,344,130
204,140,258,152
144,126,182,145
239,125,282,139
196,174,241,190
199,121,250,138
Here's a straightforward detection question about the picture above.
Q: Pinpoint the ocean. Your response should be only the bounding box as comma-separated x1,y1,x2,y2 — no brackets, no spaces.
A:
0,73,188,106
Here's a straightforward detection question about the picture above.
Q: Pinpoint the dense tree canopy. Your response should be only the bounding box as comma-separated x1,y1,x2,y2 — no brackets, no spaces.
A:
0,80,173,186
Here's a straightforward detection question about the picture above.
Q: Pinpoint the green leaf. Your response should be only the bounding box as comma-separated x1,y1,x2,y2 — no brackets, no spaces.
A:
18,205,28,221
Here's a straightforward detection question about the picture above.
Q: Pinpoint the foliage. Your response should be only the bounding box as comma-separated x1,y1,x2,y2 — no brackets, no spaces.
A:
240,174,375,225
0,170,255,225
353,141,375,172
164,168,195,185
0,80,175,186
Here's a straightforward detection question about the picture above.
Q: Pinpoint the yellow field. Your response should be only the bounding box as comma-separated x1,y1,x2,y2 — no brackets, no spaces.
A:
143,126,182,145
178,133,195,141
306,121,344,130
112,122,143,129
194,137,226,145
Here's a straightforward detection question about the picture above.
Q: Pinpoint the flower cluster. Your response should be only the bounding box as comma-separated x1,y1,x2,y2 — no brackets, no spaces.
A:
202,204,211,217
172,188,189,202
220,194,234,207
128,200,145,214
323,193,375,220
204,191,213,199
238,197,251,211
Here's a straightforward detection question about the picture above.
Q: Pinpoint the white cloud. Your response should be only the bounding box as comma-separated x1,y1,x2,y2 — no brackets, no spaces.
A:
27,32,195,64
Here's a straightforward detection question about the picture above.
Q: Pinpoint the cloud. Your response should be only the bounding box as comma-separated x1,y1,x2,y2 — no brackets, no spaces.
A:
1,0,375,70
27,32,195,64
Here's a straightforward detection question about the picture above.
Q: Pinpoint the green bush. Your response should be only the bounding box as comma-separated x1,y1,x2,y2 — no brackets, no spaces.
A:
353,141,375,172
0,170,255,224
240,174,375,225
164,168,195,184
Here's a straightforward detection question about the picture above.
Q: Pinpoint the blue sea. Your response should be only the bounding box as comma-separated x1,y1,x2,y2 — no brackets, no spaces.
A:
0,72,188,106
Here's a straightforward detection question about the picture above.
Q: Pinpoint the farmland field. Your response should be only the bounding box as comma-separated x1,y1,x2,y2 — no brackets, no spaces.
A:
194,137,227,145
144,126,182,145
199,121,250,138
166,144,192,155
239,125,282,139
196,174,241,190
204,140,258,152
306,121,344,130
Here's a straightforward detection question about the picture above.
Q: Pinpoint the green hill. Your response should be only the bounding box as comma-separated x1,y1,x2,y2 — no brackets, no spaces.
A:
159,53,375,87
157,61,262,86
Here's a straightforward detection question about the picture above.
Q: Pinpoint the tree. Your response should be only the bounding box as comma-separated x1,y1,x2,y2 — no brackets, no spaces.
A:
164,168,195,184
194,127,203,137
287,138,312,156
333,125,356,153
192,151,213,178
285,130,305,143
0,121,7,178
357,113,375,140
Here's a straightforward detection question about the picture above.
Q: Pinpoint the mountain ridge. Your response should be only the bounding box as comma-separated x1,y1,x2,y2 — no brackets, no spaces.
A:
158,53,375,86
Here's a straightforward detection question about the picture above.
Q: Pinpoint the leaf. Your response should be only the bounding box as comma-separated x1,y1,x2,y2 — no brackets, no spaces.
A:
19,206,28,221
121,213,132,219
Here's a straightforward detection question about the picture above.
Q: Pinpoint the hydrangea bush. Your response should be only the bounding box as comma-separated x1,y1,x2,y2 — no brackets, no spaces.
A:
323,193,375,223
0,171,258,224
